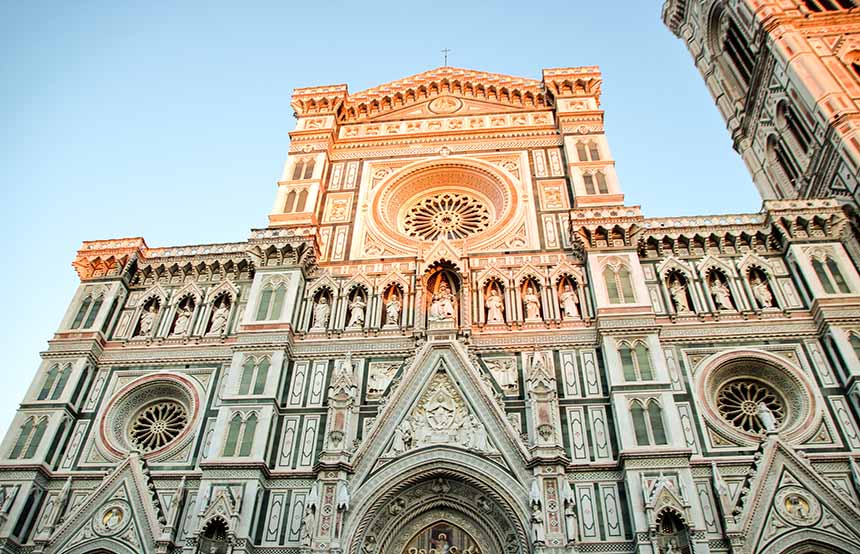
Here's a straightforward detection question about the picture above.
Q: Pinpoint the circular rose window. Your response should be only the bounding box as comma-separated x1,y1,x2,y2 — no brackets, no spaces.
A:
403,192,491,240
696,351,819,445
99,374,199,460
716,379,785,433
129,400,188,452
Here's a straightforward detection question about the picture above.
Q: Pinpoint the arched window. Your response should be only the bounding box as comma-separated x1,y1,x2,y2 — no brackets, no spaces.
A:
648,402,668,445
631,400,668,446
9,418,34,459
9,417,47,459
777,100,812,153
631,402,649,446
38,364,71,401
71,294,103,330
811,255,851,294
604,264,635,304
198,519,229,554
222,413,243,457
619,342,654,381
284,190,297,213
723,18,754,85
238,357,270,396
238,357,256,395
302,158,315,180
595,171,608,194
238,413,257,456
768,135,802,192
583,173,596,195
589,142,601,161
296,189,308,212
576,142,588,162
256,283,286,321
291,159,305,181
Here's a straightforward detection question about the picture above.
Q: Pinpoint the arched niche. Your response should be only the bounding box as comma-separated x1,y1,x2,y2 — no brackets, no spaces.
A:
425,265,462,327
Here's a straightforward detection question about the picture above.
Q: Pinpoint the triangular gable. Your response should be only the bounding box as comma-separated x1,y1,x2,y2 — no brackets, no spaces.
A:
45,453,164,554
351,340,530,484
730,438,860,554
341,66,550,123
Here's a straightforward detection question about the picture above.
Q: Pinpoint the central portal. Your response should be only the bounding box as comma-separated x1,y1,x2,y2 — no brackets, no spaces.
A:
404,522,481,554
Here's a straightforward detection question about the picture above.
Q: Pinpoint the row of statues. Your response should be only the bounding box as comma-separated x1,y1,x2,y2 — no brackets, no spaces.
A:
667,272,775,314
311,293,403,330
134,298,230,338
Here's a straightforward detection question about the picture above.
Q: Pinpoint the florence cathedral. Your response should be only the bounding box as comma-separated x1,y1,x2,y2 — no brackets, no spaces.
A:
3,2,860,554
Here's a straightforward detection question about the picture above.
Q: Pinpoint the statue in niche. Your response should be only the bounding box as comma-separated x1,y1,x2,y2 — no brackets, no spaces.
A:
562,481,578,544
485,287,505,324
311,296,331,329
300,506,315,546
429,281,456,321
485,359,517,393
523,286,542,321
136,302,159,336
668,277,691,313
750,272,775,309
757,401,777,433
531,504,546,544
384,294,401,327
172,301,194,335
347,294,366,328
560,283,580,319
207,299,230,336
709,274,734,310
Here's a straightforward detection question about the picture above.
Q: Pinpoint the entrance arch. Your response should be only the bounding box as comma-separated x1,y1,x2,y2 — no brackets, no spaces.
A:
346,448,530,554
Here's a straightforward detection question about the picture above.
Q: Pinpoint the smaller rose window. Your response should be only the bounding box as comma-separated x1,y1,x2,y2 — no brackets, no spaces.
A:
129,400,188,452
403,193,491,241
716,380,784,433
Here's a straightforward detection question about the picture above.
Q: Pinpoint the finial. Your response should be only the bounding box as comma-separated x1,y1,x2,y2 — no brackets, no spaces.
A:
441,48,451,67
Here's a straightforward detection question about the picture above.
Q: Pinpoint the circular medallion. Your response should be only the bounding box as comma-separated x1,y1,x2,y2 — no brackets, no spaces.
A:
775,487,821,526
94,501,131,536
428,96,463,114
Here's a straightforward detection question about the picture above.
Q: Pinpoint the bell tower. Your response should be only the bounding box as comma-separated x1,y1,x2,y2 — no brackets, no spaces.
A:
662,0,860,207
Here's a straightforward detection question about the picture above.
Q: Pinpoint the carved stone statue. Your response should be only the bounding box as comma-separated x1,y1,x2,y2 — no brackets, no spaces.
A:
390,419,412,454
312,296,331,330
560,284,579,319
137,304,158,336
757,401,777,433
207,303,229,335
347,295,366,328
485,288,505,324
523,287,542,321
428,281,456,322
710,276,734,310
485,359,517,392
564,494,579,544
668,278,691,313
172,304,193,335
300,506,315,546
384,295,401,327
751,274,775,309
531,503,545,544
468,415,489,452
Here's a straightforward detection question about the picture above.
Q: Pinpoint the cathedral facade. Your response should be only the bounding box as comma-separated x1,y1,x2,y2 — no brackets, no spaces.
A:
1,63,860,554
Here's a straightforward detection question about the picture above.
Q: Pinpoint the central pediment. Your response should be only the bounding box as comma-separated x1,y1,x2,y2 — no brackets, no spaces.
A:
339,66,552,122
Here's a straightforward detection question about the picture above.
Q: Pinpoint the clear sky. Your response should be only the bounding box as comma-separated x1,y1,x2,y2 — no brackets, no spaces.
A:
0,2,760,434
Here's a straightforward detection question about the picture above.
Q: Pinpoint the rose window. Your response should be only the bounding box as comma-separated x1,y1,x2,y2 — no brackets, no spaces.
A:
716,380,785,434
128,400,188,452
403,192,491,241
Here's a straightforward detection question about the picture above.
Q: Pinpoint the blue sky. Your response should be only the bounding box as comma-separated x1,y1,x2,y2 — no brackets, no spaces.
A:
0,2,760,434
